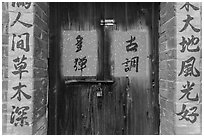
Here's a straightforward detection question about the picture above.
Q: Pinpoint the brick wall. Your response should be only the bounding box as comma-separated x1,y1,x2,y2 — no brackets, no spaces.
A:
2,2,49,135
159,2,202,135
2,2,9,134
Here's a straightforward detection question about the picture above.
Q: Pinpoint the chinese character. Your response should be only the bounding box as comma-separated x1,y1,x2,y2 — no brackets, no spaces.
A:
75,35,83,52
12,33,30,52
178,56,200,77
74,56,87,71
11,82,31,101
179,81,198,101
179,35,200,52
10,106,30,126
12,55,28,79
11,2,31,9
122,56,139,72
180,2,199,12
126,36,138,52
176,104,199,123
179,14,200,32
10,12,33,28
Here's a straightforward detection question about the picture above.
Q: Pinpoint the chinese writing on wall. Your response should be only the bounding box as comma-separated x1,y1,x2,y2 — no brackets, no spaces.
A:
8,2,33,127
176,2,201,125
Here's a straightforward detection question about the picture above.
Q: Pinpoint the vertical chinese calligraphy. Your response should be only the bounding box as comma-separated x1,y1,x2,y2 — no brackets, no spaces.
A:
176,2,201,125
121,36,140,73
8,2,33,127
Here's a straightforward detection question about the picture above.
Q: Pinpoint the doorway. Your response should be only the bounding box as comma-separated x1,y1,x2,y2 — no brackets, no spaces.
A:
48,2,160,135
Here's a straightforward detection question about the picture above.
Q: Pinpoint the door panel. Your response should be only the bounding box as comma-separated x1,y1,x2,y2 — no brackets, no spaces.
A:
51,2,159,135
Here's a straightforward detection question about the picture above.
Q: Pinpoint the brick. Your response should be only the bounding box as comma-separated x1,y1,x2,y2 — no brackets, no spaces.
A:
167,59,176,71
34,37,42,59
160,3,175,25
41,11,48,24
34,59,47,69
2,11,9,24
159,80,167,89
167,37,176,49
166,100,174,112
2,91,7,102
2,80,8,91
2,68,8,79
34,14,48,33
159,33,167,43
167,69,176,81
2,2,8,11
166,49,176,60
159,69,167,80
160,97,167,109
167,81,176,101
33,68,48,78
34,4,42,18
166,16,176,30
36,2,48,15
159,51,167,61
2,103,7,113
33,106,46,122
2,23,8,35
2,46,8,57
159,60,167,70
2,57,8,67
159,41,167,52
34,25,42,39
160,88,168,99
41,31,48,42
2,34,9,44
166,26,176,39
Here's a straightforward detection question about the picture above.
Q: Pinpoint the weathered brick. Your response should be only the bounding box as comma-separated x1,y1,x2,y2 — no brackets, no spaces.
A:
2,35,9,44
160,88,168,99
2,103,7,113
159,41,167,52
160,97,167,109
166,100,174,112
159,69,167,80
2,80,8,91
41,31,48,42
167,81,176,101
34,25,42,39
2,11,9,24
2,68,8,79
159,60,167,70
2,2,8,11
33,68,48,78
2,57,8,67
166,26,176,39
159,80,167,89
33,106,46,122
160,3,175,25
167,37,176,49
167,69,176,81
167,59,176,71
34,14,48,33
34,59,47,69
2,46,8,57
159,33,167,43
36,2,48,15
159,51,167,61
166,49,177,60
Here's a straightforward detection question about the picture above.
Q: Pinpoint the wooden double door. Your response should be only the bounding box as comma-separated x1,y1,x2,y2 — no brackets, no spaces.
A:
48,2,159,135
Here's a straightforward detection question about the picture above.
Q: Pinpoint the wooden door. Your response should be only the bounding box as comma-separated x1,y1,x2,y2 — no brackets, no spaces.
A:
49,2,159,135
